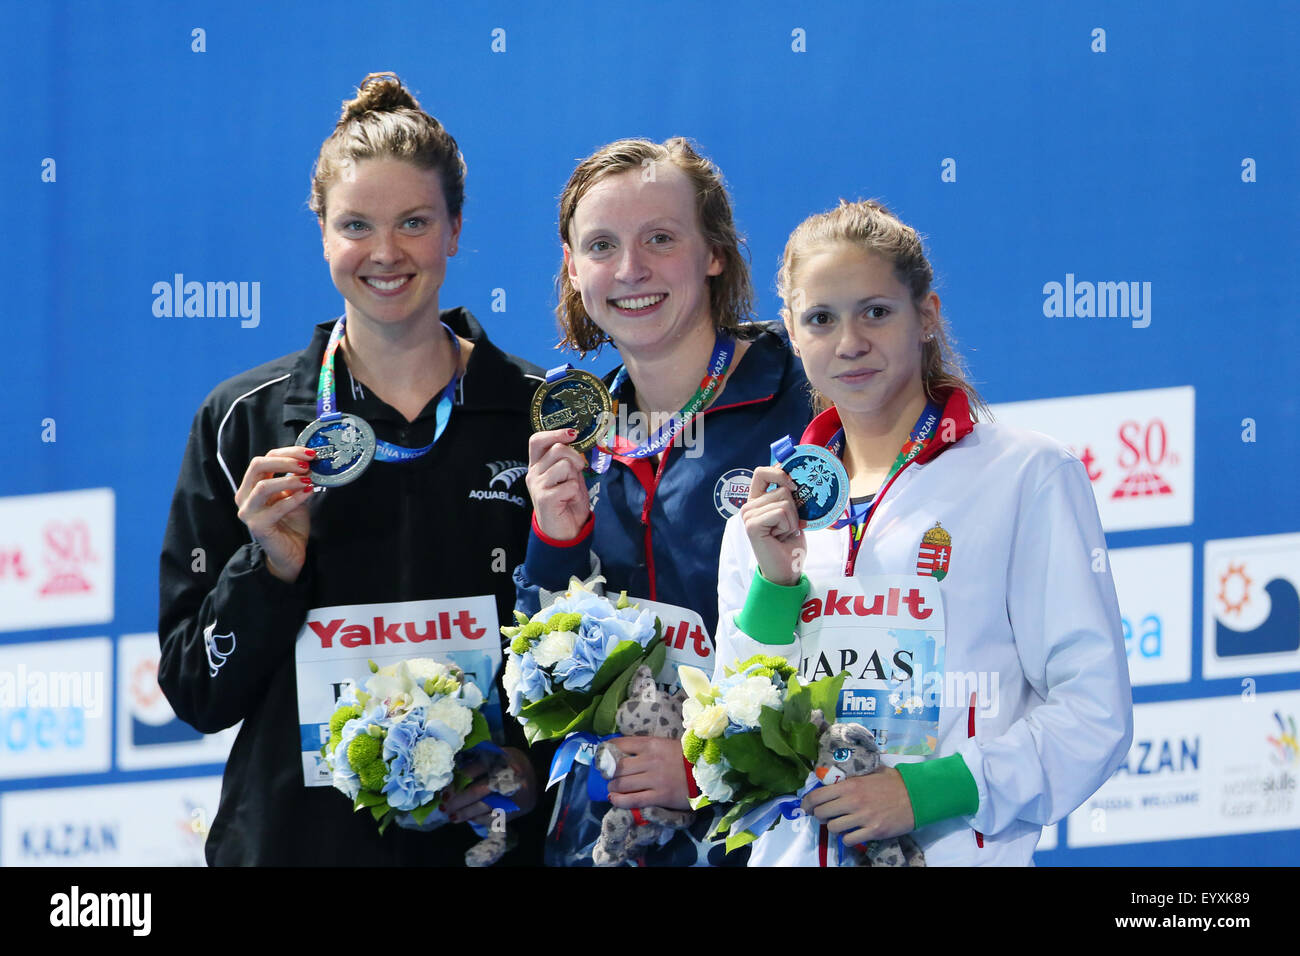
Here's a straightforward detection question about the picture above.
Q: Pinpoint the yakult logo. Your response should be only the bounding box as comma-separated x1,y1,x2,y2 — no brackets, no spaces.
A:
800,586,935,623
308,609,487,648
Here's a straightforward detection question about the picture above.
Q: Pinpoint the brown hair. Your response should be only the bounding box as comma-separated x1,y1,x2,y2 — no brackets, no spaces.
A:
308,72,466,222
555,137,753,355
777,199,988,419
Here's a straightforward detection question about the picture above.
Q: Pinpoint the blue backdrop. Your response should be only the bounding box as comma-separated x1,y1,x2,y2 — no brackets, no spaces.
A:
4,0,1298,866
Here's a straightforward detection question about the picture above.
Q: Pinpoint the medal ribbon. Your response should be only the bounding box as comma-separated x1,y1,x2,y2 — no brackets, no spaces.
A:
590,334,736,475
316,315,461,463
829,400,943,575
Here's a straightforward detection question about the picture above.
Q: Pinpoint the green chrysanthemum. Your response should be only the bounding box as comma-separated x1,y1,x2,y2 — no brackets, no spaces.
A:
510,633,533,655
329,705,360,737
702,737,724,765
737,653,796,680
348,734,386,791
682,731,705,764
545,612,582,634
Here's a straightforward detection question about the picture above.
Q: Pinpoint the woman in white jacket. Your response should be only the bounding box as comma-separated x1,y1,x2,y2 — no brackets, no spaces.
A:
714,200,1133,866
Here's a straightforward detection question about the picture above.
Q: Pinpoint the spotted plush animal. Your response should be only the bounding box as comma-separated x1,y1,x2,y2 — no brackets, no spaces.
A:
591,665,695,866
463,753,524,867
815,722,926,867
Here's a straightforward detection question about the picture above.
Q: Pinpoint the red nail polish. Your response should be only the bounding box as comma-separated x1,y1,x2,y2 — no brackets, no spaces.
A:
304,449,317,458
299,477,312,484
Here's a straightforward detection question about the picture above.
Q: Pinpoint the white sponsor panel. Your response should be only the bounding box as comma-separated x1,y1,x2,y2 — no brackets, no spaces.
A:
627,597,712,693
294,596,501,785
1109,544,1193,686
1203,532,1300,679
1067,691,1300,846
1,776,222,865
0,638,111,779
0,489,114,633
115,633,239,770
991,387,1193,532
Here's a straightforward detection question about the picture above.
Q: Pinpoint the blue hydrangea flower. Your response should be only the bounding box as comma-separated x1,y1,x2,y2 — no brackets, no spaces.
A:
517,652,553,704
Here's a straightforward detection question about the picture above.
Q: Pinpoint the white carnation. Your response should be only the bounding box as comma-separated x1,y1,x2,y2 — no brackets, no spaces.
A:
532,629,577,668
723,676,782,729
332,767,360,801
686,703,730,740
427,696,474,746
693,757,736,803
682,697,702,727
459,681,484,709
503,655,522,697
411,737,456,792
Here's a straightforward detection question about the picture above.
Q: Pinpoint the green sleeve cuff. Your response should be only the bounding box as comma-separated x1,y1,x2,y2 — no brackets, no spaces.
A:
735,569,810,645
895,753,980,828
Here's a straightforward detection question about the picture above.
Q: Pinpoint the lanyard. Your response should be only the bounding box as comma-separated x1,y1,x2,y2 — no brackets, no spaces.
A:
317,316,461,463
830,400,942,575
589,334,736,475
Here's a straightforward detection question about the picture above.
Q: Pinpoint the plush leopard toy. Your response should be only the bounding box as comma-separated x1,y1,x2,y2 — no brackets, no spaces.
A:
591,665,695,866
814,720,926,867
463,752,524,867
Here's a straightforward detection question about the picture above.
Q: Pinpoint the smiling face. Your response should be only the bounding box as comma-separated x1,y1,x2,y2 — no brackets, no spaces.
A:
785,242,938,428
562,164,723,360
318,157,461,332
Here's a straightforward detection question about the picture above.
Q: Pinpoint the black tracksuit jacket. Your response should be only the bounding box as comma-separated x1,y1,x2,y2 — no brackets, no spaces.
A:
158,308,549,865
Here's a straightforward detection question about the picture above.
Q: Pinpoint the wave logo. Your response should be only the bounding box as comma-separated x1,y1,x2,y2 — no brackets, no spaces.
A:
486,460,527,490
1204,534,1300,679
1268,712,1298,767
128,655,201,747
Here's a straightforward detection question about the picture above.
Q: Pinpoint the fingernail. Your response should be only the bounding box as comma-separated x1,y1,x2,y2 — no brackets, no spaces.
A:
567,429,577,437
304,449,317,458
299,477,312,484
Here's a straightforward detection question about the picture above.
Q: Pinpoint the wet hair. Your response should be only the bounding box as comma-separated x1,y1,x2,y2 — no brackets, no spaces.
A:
555,137,753,355
777,199,987,418
308,72,465,222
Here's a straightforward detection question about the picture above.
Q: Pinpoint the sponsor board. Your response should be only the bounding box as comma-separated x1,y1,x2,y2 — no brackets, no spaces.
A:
991,387,1193,532
0,638,111,780
0,489,114,633
625,597,712,693
1203,532,1300,679
1109,544,1193,686
293,596,501,786
1,776,222,865
1067,691,1300,846
115,633,238,770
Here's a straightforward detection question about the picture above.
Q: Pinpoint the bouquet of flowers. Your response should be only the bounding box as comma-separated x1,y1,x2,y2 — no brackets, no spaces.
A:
677,654,848,852
321,657,492,835
501,577,664,743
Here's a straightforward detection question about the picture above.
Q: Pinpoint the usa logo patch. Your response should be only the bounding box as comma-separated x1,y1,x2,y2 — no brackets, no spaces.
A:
713,468,754,519
916,522,952,580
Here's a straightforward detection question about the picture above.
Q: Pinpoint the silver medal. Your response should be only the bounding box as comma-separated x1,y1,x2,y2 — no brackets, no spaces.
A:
296,414,377,487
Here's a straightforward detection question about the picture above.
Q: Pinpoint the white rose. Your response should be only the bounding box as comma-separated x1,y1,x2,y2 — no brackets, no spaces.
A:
411,737,456,792
682,697,702,727
693,758,736,803
687,703,730,740
723,676,782,729
532,629,577,668
426,697,474,746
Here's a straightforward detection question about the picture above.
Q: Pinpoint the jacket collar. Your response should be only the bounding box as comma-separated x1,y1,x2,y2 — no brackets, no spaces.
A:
281,307,534,426
800,388,974,462
604,320,801,410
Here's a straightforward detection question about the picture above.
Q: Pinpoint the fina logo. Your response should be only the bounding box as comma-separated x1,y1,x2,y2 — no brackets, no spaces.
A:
1215,561,1300,658
713,468,754,519
129,655,201,746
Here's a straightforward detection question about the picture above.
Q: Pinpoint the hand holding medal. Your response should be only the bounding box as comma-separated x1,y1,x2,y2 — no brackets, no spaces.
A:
234,445,317,583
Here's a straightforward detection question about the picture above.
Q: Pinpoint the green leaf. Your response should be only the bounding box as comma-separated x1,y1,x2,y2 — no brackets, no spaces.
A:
354,789,387,810
463,709,490,751
782,677,812,730
589,639,648,695
454,769,473,791
758,706,815,777
725,830,759,854
808,670,849,717
788,720,821,764
519,689,597,736
642,636,666,682
409,800,441,825
370,802,389,822
712,789,773,837
720,731,806,796
376,808,394,835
